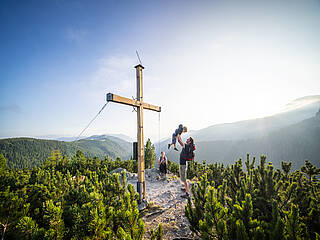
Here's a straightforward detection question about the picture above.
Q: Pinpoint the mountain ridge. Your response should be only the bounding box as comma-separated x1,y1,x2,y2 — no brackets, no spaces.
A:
0,135,132,168
157,95,320,152
166,114,320,170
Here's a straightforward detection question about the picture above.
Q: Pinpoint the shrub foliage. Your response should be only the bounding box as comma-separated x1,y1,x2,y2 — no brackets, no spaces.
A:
185,155,320,240
0,151,145,239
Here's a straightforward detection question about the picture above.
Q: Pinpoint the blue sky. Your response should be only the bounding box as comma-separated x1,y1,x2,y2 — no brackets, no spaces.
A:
1,0,320,142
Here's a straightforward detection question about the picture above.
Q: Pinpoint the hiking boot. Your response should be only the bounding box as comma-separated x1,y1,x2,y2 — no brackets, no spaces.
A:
168,144,170,149
174,147,179,151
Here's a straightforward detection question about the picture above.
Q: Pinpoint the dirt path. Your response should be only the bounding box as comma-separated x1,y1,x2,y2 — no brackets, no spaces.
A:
126,169,197,240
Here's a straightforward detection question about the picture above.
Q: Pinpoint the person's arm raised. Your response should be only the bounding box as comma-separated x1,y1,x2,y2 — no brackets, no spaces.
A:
177,135,185,148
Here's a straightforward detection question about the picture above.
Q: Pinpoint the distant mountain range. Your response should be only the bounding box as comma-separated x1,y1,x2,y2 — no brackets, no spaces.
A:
160,95,320,145
166,114,320,169
188,95,320,142
163,95,320,169
1,95,319,170
37,133,134,142
0,135,132,168
85,134,134,143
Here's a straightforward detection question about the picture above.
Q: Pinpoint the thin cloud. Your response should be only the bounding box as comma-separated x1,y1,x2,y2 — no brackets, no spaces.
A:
65,28,87,42
89,55,137,95
0,104,22,113
281,95,320,112
73,54,138,105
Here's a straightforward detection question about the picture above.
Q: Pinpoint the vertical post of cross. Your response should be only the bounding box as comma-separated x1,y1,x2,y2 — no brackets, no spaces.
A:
135,64,145,201
106,64,161,205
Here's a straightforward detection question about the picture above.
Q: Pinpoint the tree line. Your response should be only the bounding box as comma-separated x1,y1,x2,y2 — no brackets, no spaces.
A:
0,137,132,169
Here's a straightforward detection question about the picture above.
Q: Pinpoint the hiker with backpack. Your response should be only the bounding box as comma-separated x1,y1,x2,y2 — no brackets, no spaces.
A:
158,151,167,177
177,135,196,198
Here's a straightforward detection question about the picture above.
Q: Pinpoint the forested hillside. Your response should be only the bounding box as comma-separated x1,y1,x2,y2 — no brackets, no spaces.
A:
0,137,131,168
167,115,320,169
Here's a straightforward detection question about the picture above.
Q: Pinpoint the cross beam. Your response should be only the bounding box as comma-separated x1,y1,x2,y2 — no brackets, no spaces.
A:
106,93,161,112
106,64,161,202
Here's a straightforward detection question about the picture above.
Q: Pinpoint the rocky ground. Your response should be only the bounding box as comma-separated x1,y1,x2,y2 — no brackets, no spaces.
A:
111,168,198,240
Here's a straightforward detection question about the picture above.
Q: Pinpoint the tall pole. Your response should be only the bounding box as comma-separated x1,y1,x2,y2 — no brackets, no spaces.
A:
135,64,145,201
107,63,160,204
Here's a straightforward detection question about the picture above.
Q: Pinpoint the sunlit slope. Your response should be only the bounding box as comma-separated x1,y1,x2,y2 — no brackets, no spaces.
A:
0,136,132,168
190,95,320,142
158,95,319,151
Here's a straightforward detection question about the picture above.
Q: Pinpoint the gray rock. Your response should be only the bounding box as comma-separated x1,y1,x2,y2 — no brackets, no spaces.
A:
110,168,163,182
131,173,137,179
138,199,148,211
145,168,161,181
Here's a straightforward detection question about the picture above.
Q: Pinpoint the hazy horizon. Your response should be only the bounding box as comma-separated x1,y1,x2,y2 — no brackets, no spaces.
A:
1,94,319,141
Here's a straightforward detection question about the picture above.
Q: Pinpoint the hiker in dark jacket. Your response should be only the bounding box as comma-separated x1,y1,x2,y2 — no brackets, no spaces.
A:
177,135,195,198
158,151,167,176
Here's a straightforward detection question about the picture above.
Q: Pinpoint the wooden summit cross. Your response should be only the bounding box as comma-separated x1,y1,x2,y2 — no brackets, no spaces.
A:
106,64,161,202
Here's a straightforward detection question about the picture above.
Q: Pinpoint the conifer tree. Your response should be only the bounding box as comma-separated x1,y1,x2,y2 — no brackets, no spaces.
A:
150,224,163,240
167,160,179,176
185,174,211,236
144,138,156,169
301,160,320,183
16,216,44,240
284,204,307,240
0,154,7,171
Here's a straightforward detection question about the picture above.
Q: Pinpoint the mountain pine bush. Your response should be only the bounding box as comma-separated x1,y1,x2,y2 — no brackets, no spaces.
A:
185,154,320,240
0,150,145,239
